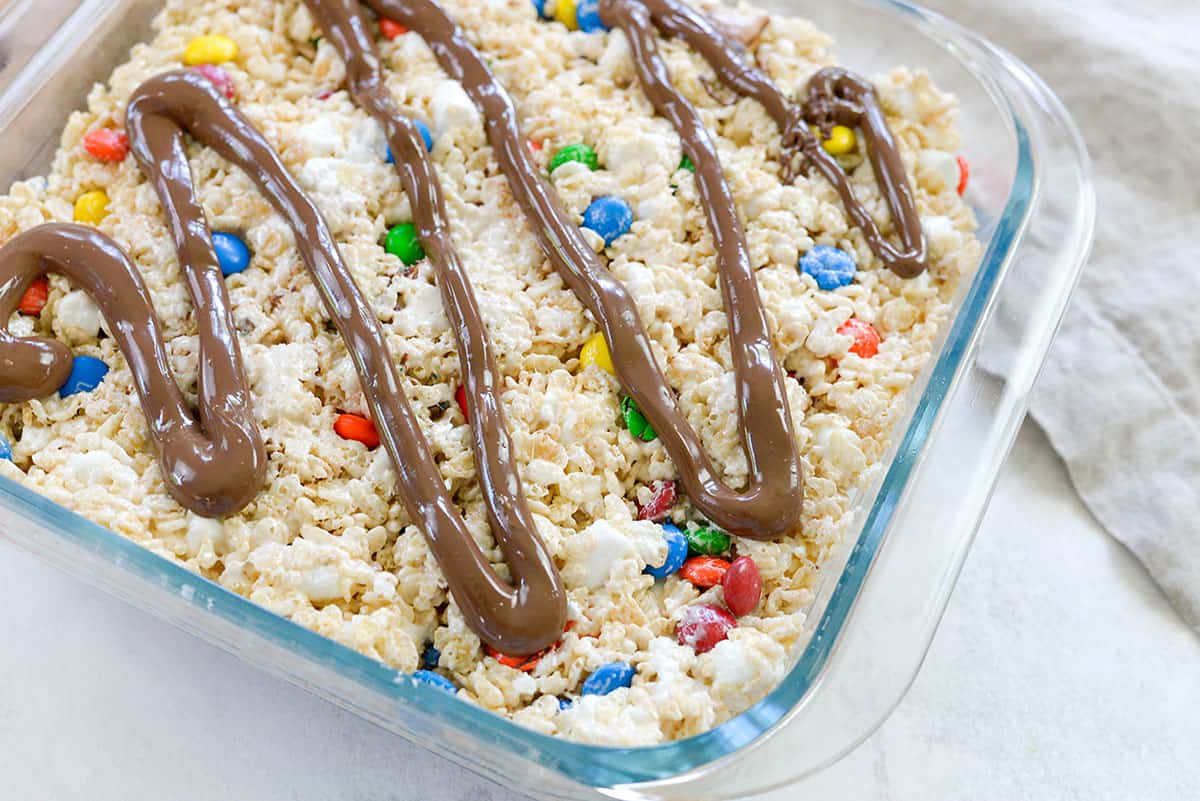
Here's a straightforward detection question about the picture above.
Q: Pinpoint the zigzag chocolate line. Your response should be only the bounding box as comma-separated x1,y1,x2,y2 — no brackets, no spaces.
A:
612,0,928,277
343,0,805,542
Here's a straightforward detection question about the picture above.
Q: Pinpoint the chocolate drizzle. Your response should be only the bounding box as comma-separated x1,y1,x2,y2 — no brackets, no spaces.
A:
0,0,932,655
299,1,567,655
0,223,266,517
610,0,928,278
139,68,566,656
352,0,804,542
0,69,565,655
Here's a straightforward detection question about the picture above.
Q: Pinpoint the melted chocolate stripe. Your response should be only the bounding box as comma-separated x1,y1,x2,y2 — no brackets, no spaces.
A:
361,0,804,541
128,68,562,654
630,0,928,278
298,6,567,654
599,0,803,525
0,223,266,517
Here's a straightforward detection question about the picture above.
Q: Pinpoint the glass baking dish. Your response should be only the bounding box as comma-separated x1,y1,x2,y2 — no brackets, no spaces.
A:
0,0,1092,798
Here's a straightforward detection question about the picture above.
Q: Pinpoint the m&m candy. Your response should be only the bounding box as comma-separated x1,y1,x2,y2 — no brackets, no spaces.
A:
621,395,656,442
576,0,608,33
676,604,736,654
679,153,695,172
212,231,251,276
636,479,677,522
184,34,238,66
581,661,635,696
679,556,730,589
421,646,441,670
191,64,236,99
579,332,614,374
684,523,731,557
380,18,408,39
554,0,579,30
411,670,457,694
532,0,551,20
455,385,470,421
74,190,110,225
722,556,762,617
548,143,598,173
83,129,129,163
583,196,633,246
385,222,426,265
800,245,856,290
59,355,109,398
486,644,543,672
644,522,688,579
0,436,11,462
839,318,881,359
18,276,49,316
821,124,857,156
334,413,381,449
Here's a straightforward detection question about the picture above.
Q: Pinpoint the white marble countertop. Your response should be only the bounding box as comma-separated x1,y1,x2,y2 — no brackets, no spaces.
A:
2,419,1197,799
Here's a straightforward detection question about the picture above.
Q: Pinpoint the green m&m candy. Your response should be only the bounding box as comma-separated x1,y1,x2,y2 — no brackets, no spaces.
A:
620,395,656,442
685,523,732,556
549,143,599,173
385,222,425,265
679,153,695,172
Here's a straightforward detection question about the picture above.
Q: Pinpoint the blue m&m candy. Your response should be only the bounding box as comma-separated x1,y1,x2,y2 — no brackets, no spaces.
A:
59,355,109,398
800,245,857,290
576,0,608,32
531,0,551,19
421,645,441,670
644,522,688,579
386,119,434,163
582,196,633,246
212,231,251,276
558,696,573,711
411,669,457,694
0,436,11,461
582,662,636,696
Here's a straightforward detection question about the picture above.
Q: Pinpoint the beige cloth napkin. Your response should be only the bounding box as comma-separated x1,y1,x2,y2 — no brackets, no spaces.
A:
922,0,1200,631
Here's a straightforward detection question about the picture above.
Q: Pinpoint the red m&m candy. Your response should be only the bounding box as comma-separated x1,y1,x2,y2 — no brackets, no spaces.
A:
838,318,881,359
380,18,408,39
455,385,469,421
334,413,380,449
676,604,736,654
191,64,236,100
18,276,49,316
679,556,730,589
722,556,762,617
637,479,677,522
956,155,970,196
82,129,130,163
485,644,542,672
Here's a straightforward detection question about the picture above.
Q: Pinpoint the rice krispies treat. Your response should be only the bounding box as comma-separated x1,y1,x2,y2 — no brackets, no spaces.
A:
0,0,979,744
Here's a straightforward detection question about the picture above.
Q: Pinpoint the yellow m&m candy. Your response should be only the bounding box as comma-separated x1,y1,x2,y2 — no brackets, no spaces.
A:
184,34,238,66
579,332,614,374
73,190,110,225
555,0,579,30
821,125,858,156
